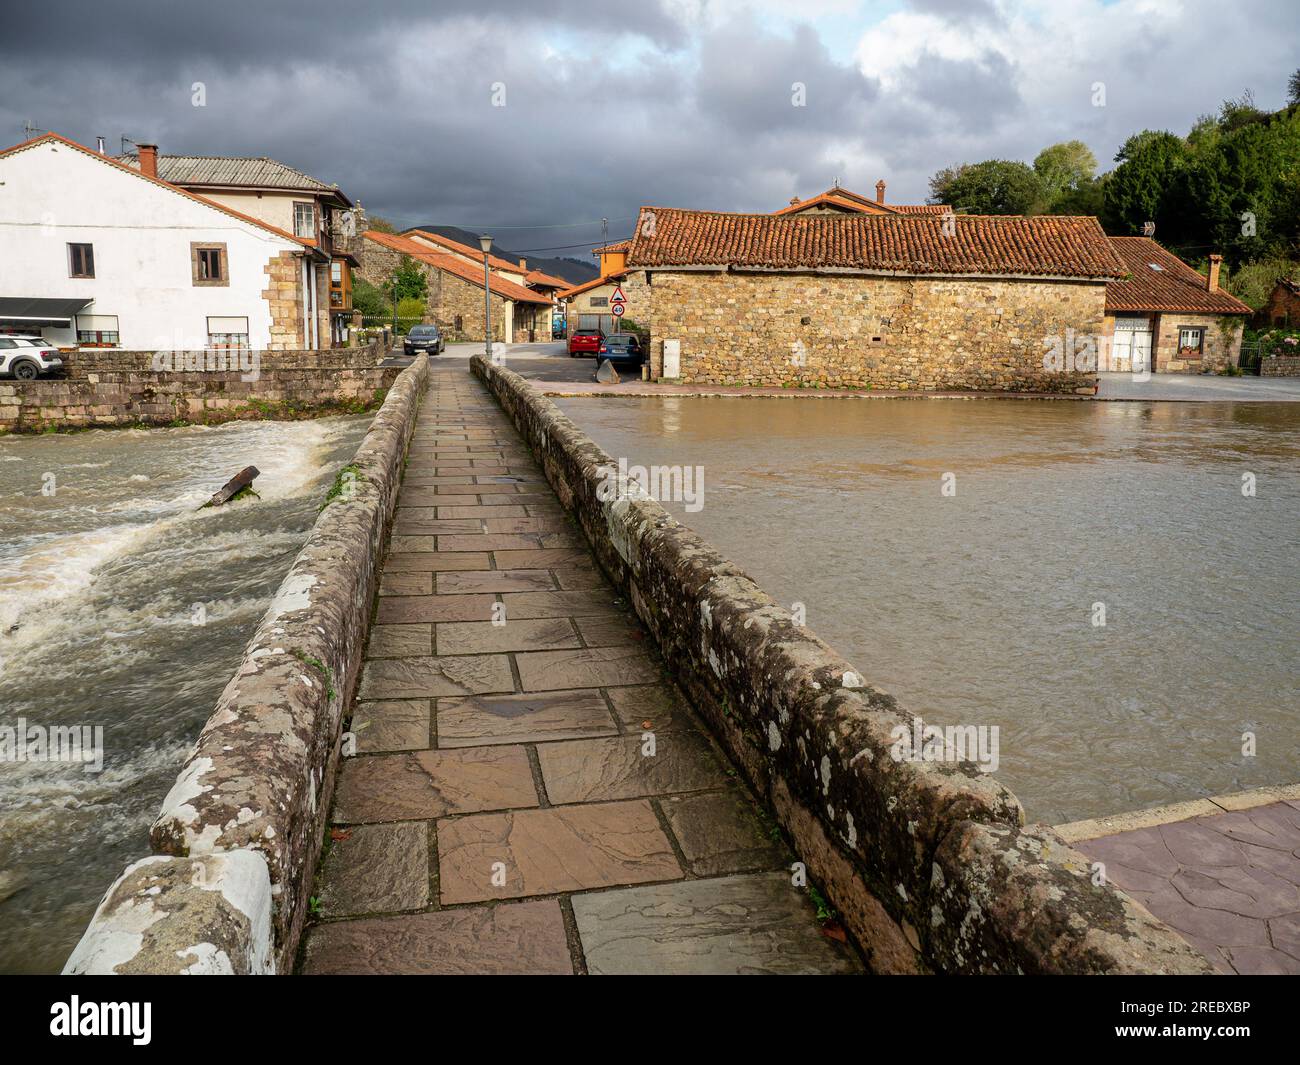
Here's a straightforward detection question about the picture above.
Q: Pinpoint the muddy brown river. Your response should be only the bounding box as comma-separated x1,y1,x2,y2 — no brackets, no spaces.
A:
0,415,369,973
556,395,1300,827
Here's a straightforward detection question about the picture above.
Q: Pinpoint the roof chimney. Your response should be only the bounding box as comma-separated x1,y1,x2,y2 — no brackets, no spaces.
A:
137,143,158,179
96,136,105,154
519,258,527,271
1207,253,1222,292
790,196,800,206
875,180,886,204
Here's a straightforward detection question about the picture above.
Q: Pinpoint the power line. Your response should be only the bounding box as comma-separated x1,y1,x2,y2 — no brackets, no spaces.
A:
451,214,640,232
507,235,633,254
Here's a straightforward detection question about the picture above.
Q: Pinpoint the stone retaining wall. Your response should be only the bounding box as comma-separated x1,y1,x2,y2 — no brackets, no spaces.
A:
1,343,395,433
59,339,384,377
1261,355,1300,376
64,356,430,975
471,354,1212,975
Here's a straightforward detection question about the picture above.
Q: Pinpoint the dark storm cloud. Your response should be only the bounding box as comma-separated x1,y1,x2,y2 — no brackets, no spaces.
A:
1,0,1297,250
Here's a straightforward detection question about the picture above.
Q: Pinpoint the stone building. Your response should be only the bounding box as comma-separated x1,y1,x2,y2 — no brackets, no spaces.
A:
627,207,1126,392
359,230,551,342
557,240,649,337
1103,238,1250,373
1255,276,1300,330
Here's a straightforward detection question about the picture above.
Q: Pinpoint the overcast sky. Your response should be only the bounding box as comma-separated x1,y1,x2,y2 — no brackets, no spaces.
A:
2,0,1296,259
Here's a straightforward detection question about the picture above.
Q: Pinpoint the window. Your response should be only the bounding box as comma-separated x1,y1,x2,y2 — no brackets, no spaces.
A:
1177,326,1205,357
454,315,464,332
589,296,609,308
294,202,316,239
68,243,95,278
330,261,342,284
76,314,119,347
207,316,249,349
191,243,229,287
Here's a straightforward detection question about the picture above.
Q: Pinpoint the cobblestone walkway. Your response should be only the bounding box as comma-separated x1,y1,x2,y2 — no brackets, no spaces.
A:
299,364,861,975
1066,792,1300,975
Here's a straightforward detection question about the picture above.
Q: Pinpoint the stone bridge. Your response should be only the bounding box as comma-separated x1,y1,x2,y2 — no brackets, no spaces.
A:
64,354,1213,975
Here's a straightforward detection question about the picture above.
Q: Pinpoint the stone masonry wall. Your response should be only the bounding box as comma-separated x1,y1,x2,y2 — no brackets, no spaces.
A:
59,341,385,377
1261,355,1300,376
65,356,430,974
472,354,1214,975
264,250,305,350
0,345,395,433
647,270,1104,393
1153,312,1243,374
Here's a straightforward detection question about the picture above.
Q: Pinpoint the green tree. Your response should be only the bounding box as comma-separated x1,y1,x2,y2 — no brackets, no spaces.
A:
1289,69,1300,107
367,214,398,234
1033,141,1097,210
351,276,390,318
1103,130,1191,238
929,159,1042,214
387,255,427,304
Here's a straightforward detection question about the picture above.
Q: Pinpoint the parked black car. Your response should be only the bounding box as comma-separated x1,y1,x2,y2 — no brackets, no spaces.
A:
598,332,644,364
404,324,444,357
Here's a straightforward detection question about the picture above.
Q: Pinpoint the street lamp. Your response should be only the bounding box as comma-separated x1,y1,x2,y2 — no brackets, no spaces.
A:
479,234,493,360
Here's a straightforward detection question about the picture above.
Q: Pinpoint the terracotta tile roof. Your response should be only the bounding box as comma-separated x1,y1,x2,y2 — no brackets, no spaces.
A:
1104,237,1250,315
627,208,1125,279
525,269,569,289
364,230,550,304
118,152,349,204
776,187,950,217
0,132,320,254
402,229,525,274
773,192,897,215
592,239,631,254
557,273,624,300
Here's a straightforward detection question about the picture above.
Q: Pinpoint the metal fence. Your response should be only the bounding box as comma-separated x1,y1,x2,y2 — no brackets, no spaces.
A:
1238,341,1263,375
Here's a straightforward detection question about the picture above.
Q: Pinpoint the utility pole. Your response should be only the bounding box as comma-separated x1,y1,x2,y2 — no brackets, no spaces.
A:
479,235,494,358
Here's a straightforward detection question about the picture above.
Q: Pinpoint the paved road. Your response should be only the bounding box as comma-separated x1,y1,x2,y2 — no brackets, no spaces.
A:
300,360,862,975
389,345,1300,401
1065,789,1300,975
1097,371,1300,402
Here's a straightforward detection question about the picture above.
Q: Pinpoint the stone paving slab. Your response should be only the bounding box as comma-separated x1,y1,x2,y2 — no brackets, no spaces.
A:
301,366,859,975
301,901,573,975
352,699,430,752
573,872,862,975
358,653,514,698
1074,798,1300,975
334,747,538,823
661,791,790,876
515,646,663,691
437,801,682,904
436,617,580,655
538,732,730,805
317,822,429,916
437,690,619,748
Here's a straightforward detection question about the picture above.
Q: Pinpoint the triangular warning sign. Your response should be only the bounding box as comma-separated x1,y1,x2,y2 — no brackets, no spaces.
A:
610,285,627,304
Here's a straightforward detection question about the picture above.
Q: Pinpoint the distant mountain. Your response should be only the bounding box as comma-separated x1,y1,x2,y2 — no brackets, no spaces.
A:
408,224,599,286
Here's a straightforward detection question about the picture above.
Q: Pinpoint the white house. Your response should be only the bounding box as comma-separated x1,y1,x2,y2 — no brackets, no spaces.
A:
0,133,332,351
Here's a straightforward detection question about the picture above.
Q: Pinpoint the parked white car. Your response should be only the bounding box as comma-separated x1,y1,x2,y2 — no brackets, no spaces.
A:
0,335,64,379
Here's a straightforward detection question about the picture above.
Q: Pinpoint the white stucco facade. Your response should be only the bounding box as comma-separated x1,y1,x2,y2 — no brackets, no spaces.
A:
0,137,312,349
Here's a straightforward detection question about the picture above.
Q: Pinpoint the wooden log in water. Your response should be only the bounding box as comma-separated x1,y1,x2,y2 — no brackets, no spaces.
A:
204,466,260,508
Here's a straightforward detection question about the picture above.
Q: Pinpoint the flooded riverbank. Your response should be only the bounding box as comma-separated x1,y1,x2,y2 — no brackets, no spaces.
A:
556,396,1300,826
0,416,370,973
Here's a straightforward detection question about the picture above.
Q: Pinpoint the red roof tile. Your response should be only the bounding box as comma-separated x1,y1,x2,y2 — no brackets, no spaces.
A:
557,273,625,300
402,229,525,274
627,208,1125,279
1104,237,1250,315
776,186,950,217
365,231,550,304
525,269,570,289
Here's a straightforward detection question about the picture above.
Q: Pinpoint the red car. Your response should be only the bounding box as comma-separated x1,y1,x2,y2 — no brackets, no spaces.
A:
567,328,603,357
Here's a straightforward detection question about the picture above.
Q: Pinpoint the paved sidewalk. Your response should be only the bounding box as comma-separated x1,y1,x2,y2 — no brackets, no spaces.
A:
1062,787,1300,975
299,363,861,975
